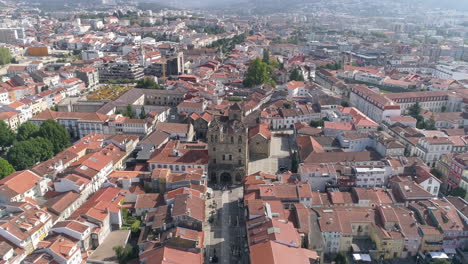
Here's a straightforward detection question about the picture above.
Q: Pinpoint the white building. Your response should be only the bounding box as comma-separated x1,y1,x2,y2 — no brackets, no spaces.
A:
413,136,453,167
0,170,48,204
414,167,441,197
82,50,103,61
279,81,307,99
349,85,401,123
299,163,337,192
354,166,393,188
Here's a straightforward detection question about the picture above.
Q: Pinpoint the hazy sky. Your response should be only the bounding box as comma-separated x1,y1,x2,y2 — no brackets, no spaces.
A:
143,0,468,10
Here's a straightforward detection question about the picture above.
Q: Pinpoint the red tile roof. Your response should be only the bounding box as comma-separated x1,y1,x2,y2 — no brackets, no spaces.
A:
0,170,41,198
250,240,318,264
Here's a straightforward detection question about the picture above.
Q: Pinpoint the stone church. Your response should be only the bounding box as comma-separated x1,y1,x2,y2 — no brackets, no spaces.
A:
207,103,249,184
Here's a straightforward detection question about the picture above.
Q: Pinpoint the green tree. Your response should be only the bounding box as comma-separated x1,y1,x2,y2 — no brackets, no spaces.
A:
37,120,70,154
268,58,280,69
228,97,243,102
291,152,298,173
0,158,15,178
262,49,270,64
431,260,450,264
334,252,348,264
408,102,421,117
139,106,146,119
0,47,12,65
130,220,141,233
17,122,40,141
430,168,443,179
310,120,324,128
450,187,467,198
113,245,135,264
124,104,136,119
243,58,275,87
425,117,436,130
289,68,305,81
0,120,14,149
136,78,163,89
7,137,54,170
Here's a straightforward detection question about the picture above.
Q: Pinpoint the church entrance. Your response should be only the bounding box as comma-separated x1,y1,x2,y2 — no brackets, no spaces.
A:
210,172,217,184
220,172,232,185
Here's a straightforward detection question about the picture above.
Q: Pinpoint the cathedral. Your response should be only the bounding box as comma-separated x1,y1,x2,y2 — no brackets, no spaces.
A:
207,103,249,184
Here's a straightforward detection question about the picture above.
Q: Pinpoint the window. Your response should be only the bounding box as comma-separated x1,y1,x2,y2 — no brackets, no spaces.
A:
213,159,216,164
231,137,234,143
229,155,232,161
222,155,225,161
213,147,216,151
238,136,242,143
238,160,242,165
239,148,242,152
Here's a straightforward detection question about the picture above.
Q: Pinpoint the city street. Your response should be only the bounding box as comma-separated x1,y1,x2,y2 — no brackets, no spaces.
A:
204,186,247,264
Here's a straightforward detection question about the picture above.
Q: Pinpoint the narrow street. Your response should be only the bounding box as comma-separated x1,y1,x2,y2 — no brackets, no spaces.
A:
204,186,247,264
204,130,294,264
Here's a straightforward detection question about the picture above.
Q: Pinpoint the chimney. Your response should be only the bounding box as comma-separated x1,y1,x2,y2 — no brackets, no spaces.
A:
172,149,179,157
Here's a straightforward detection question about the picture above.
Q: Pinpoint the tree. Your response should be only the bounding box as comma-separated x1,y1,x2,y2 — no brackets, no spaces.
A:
318,62,341,71
136,78,163,89
289,68,305,81
0,47,12,65
7,137,54,170
408,102,422,118
425,117,436,130
310,120,324,128
243,58,275,87
430,168,443,179
450,187,467,198
130,220,141,233
17,122,40,141
262,49,270,64
37,120,70,154
441,105,447,112
0,121,14,149
124,105,136,119
0,158,15,178
139,106,146,119
334,252,348,264
228,96,243,102
431,260,450,264
291,152,298,173
113,245,135,264
283,103,292,109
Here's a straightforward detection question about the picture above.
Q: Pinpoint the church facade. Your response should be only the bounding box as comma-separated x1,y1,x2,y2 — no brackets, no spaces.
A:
207,103,249,184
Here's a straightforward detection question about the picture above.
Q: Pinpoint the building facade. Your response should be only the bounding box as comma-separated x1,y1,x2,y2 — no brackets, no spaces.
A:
207,103,249,184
